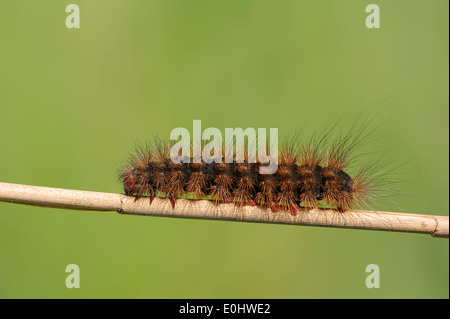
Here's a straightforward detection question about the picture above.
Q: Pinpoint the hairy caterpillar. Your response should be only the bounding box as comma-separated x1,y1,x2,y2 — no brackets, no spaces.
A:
120,124,381,215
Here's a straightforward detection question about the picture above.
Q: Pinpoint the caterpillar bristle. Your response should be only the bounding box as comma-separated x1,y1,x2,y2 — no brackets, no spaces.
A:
120,126,391,214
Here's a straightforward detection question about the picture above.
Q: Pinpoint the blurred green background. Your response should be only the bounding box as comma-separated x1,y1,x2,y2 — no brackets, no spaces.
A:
0,0,448,298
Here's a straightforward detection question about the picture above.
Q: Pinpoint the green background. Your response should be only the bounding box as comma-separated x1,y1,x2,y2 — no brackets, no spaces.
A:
0,0,448,298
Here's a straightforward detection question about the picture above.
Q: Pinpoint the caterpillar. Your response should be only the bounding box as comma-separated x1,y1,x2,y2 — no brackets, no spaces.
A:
120,126,380,215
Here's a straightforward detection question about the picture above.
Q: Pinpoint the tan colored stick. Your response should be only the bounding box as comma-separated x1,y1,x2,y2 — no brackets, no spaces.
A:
0,182,448,238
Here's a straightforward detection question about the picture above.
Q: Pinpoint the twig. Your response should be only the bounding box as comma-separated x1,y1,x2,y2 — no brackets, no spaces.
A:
0,182,448,238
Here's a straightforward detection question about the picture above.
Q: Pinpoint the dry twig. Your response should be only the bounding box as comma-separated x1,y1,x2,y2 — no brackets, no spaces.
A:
0,182,448,238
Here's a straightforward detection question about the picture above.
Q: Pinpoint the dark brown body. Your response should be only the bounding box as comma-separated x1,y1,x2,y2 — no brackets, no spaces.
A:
121,159,355,214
